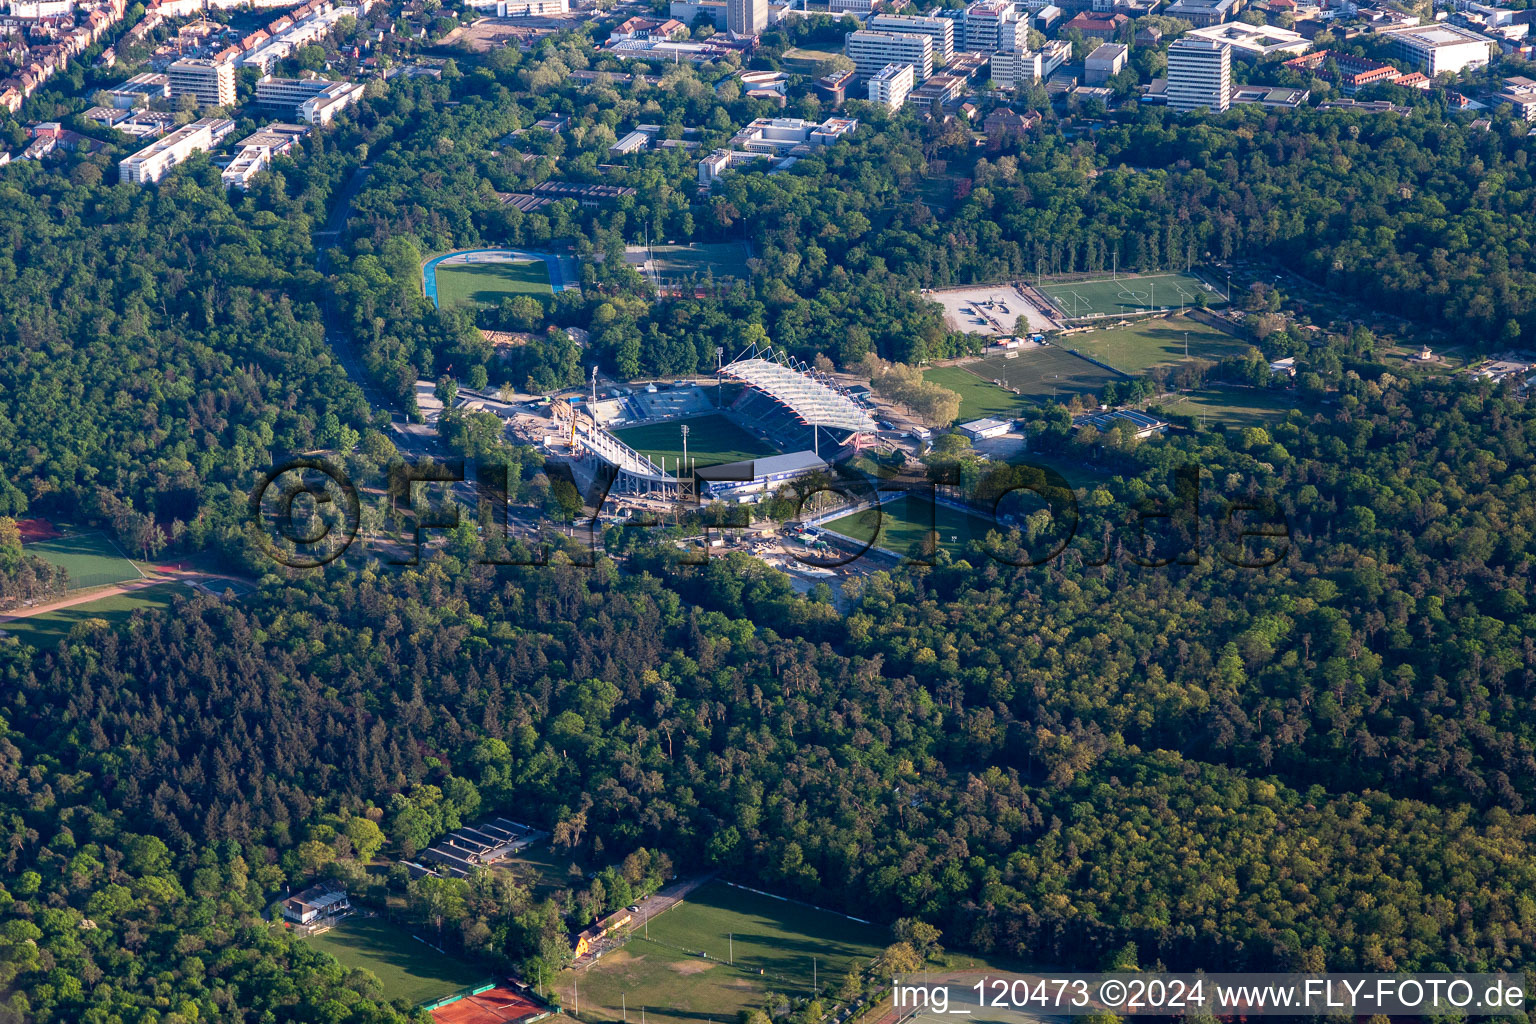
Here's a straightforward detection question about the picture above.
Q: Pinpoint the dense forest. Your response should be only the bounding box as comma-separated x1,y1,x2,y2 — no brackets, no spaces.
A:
4,11,1536,1024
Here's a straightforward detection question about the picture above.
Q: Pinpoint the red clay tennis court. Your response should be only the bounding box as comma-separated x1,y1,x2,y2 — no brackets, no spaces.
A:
431,985,545,1024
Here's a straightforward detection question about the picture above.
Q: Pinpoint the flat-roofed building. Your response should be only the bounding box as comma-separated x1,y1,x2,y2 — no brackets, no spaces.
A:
1167,36,1231,111
730,115,859,154
221,122,309,189
869,13,955,59
255,75,364,124
1184,20,1309,57
990,39,1070,88
868,61,916,107
726,0,766,37
1164,0,1240,26
1229,83,1310,107
1384,23,1492,76
1281,50,1402,92
167,58,235,108
1494,75,1536,119
961,0,1018,52
119,116,235,185
1084,41,1127,83
845,29,934,81
104,72,169,109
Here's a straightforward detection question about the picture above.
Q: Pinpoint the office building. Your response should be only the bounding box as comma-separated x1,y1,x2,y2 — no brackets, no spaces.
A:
846,29,934,81
1167,37,1230,112
105,72,169,109
221,123,310,190
990,39,1070,88
1083,42,1127,83
167,58,235,108
729,115,859,154
255,75,365,124
1494,76,1536,120
670,0,727,27
726,0,767,37
961,0,1018,52
1385,24,1492,76
1164,0,1240,26
868,62,915,108
828,0,873,11
119,117,235,185
1184,21,1308,58
869,13,955,60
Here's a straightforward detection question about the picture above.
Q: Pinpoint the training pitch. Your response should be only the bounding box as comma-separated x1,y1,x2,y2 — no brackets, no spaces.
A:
26,532,144,590
968,345,1120,404
561,881,884,1024
824,494,998,557
433,261,552,307
1062,315,1248,375
1039,272,1225,319
304,917,488,1006
611,413,776,469
923,366,1028,422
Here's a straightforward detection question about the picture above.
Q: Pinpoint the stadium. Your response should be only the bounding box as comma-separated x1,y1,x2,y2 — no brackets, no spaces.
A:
555,346,877,500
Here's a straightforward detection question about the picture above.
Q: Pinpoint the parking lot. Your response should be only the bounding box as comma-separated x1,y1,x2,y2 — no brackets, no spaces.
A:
923,284,1054,336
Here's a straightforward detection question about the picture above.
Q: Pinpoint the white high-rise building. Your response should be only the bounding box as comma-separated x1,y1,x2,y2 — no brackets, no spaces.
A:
867,62,915,108
961,0,1017,53
868,13,954,60
726,0,766,37
845,29,934,81
1167,37,1230,112
167,58,236,108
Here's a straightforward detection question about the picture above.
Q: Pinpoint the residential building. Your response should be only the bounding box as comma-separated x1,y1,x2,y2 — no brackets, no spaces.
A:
118,116,234,184
1383,23,1492,75
221,122,309,189
726,0,766,37
1167,36,1231,111
1084,41,1127,83
1184,20,1309,57
104,71,168,108
869,13,955,60
1164,0,1240,25
846,29,935,80
868,61,915,107
961,0,1018,52
1135,24,1163,45
1494,75,1536,118
166,58,235,108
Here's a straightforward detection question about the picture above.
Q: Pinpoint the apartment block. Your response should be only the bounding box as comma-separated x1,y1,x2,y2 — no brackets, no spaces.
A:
868,62,915,108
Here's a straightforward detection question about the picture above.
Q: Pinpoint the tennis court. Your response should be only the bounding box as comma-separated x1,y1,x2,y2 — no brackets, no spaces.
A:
1040,272,1225,319
25,532,144,590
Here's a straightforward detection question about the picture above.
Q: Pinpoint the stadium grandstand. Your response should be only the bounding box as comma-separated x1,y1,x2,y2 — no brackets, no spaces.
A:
721,346,877,454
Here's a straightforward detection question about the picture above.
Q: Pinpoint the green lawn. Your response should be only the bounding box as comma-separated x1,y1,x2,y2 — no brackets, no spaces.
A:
611,413,776,468
434,260,553,307
493,842,584,902
25,532,143,590
561,881,885,1024
968,346,1120,405
0,583,185,649
303,916,488,1007
923,366,1027,422
1039,272,1226,319
781,46,844,73
1063,314,1248,375
1159,386,1298,428
824,494,999,557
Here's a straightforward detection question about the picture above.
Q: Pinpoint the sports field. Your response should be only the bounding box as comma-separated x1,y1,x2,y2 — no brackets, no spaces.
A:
1040,272,1225,319
0,583,184,648
561,881,884,1024
647,242,751,284
434,261,553,307
26,532,144,590
824,494,998,557
968,346,1120,404
1161,387,1298,428
923,366,1026,422
1063,315,1247,375
305,917,488,1006
611,414,776,468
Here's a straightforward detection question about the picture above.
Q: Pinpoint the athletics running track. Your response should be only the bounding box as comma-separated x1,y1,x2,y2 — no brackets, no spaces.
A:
421,248,578,307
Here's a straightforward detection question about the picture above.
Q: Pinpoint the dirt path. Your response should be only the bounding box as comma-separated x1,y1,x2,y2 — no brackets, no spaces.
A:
0,566,251,624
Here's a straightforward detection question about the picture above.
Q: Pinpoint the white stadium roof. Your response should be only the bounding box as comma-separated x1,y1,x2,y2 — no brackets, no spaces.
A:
722,357,877,433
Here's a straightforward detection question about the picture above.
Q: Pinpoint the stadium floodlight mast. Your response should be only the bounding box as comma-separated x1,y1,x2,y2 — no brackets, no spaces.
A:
680,424,690,479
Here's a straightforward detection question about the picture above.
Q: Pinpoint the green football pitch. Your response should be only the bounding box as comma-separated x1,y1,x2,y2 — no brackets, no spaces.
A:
611,413,776,468
303,917,487,1006
26,532,144,590
967,345,1120,404
1040,272,1225,319
824,494,999,557
559,881,884,1024
1063,314,1248,375
433,260,553,307
923,366,1027,422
